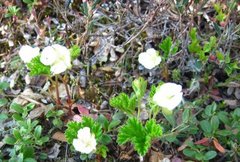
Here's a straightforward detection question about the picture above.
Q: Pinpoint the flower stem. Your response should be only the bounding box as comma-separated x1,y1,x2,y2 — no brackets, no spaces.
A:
55,75,61,105
62,73,72,115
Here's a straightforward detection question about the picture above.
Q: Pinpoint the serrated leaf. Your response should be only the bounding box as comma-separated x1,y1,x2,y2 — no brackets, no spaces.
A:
96,145,108,158
70,45,81,60
132,77,147,99
65,121,82,143
145,119,162,138
81,116,102,140
117,117,161,156
27,55,51,76
110,93,137,115
159,37,172,58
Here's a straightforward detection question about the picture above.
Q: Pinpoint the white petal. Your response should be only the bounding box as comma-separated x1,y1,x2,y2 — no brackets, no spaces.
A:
50,61,68,74
40,46,58,65
153,83,183,110
138,49,161,70
19,45,40,63
77,127,91,138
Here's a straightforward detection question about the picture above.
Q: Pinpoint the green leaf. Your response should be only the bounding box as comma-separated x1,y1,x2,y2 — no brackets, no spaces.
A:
4,136,16,145
204,151,217,160
22,146,35,159
182,109,190,123
99,134,112,145
203,36,216,53
70,45,81,60
117,118,149,156
65,121,82,143
108,119,121,130
39,136,49,144
13,129,21,140
211,116,219,131
132,77,147,99
96,145,108,158
12,114,23,121
145,119,162,138
0,81,9,90
216,130,232,136
188,28,202,54
97,114,109,130
110,93,137,115
159,37,172,58
0,98,8,107
52,118,63,128
81,116,102,140
27,55,51,76
24,158,37,162
34,125,42,139
10,103,24,114
117,117,160,156
183,148,197,158
200,120,212,134
0,113,8,122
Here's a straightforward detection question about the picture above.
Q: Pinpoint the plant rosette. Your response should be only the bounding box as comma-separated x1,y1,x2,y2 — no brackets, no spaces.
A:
40,44,72,75
73,127,97,154
138,48,161,70
19,45,40,63
153,82,183,114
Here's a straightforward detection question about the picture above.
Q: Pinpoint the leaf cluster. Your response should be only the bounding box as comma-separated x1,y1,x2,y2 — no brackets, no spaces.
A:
4,103,49,161
117,117,162,156
27,55,51,76
159,36,178,60
188,28,217,62
110,93,137,116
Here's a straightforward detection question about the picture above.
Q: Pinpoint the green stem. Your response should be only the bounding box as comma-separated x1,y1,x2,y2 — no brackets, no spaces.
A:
55,75,61,105
137,99,141,119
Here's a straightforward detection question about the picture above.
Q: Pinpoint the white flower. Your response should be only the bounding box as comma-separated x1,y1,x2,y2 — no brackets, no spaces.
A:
153,83,183,111
40,44,71,74
40,46,58,65
138,48,161,70
72,127,97,154
19,45,40,63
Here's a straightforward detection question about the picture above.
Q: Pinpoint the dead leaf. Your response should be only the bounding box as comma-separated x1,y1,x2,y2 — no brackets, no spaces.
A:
149,150,164,162
177,137,193,151
52,131,67,142
194,137,210,146
28,106,45,119
213,138,225,153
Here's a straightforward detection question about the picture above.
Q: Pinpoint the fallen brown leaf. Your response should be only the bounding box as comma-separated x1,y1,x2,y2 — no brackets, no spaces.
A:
52,131,67,142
